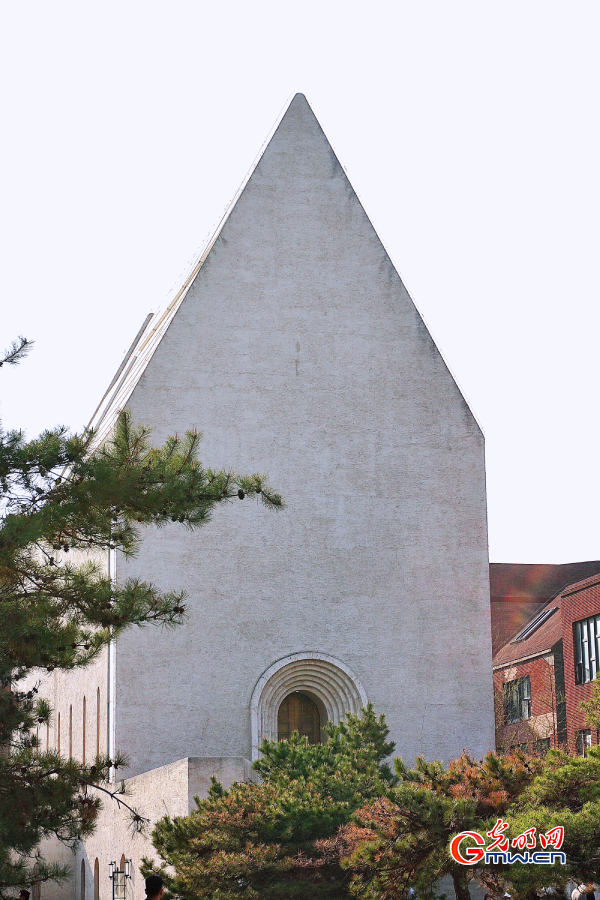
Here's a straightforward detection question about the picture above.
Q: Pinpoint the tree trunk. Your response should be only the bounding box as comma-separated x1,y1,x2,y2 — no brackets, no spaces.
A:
451,871,471,900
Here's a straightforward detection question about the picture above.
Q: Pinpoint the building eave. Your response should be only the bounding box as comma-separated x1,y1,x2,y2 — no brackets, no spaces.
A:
493,648,554,670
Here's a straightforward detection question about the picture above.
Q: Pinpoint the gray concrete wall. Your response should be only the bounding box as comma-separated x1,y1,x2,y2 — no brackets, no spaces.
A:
21,546,111,765
38,757,254,900
113,93,494,777
187,756,257,808
74,757,191,900
21,647,109,766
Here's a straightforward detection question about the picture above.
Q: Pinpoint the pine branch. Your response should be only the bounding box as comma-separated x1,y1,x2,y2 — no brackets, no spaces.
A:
1,405,284,893
81,779,149,833
0,336,33,368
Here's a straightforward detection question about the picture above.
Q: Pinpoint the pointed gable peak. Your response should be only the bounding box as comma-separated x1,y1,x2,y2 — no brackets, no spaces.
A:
88,93,480,448
282,92,311,114
89,92,345,446
279,92,326,134
245,91,350,203
284,92,318,122
265,91,334,153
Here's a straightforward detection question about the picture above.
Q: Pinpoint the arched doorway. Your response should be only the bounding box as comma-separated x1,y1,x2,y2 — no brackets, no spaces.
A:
251,652,368,758
277,692,321,743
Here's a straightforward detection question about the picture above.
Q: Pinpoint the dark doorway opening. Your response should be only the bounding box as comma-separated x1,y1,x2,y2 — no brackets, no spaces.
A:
277,691,321,744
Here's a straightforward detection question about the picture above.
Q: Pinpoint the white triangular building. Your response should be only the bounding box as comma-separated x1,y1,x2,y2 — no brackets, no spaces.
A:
39,94,494,900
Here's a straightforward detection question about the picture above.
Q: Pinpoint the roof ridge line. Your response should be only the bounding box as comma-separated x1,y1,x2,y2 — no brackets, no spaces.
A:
86,95,304,448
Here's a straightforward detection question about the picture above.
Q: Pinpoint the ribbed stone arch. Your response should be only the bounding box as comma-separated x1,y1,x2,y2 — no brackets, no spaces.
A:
250,652,367,758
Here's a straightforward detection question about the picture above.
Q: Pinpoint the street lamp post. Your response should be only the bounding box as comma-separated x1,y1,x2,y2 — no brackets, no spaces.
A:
108,860,132,900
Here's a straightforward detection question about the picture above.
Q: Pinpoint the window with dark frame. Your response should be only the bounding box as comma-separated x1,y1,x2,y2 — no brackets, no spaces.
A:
503,675,531,724
573,615,600,684
576,729,592,757
512,607,558,643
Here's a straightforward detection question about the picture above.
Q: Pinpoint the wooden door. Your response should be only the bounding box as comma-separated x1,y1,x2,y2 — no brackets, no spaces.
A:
277,692,321,743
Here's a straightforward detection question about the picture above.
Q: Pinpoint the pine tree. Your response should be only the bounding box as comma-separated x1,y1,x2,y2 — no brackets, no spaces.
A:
343,747,600,900
342,750,543,900
502,746,600,900
0,337,283,897
143,705,396,900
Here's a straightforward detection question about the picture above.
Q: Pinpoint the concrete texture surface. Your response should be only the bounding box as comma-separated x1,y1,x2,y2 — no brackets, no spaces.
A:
113,93,495,776
41,757,255,900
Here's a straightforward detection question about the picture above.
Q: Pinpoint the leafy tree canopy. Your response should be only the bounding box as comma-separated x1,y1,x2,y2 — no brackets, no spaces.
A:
141,658,600,900
0,337,282,896
344,747,600,900
503,746,600,900
343,750,543,900
143,705,396,900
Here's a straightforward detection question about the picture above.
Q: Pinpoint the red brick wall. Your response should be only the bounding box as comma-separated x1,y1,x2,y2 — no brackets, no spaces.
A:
561,580,600,748
493,655,558,750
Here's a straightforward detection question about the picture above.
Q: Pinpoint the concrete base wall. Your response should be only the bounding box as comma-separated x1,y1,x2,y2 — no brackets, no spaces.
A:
36,757,255,900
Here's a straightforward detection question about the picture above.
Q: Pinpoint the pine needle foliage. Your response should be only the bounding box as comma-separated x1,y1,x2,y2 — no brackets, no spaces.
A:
343,747,600,900
143,700,600,900
343,751,543,900
503,746,600,899
0,338,283,896
142,705,396,900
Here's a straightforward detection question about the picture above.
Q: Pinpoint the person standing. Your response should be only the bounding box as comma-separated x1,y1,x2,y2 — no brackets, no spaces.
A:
572,883,596,900
145,876,163,900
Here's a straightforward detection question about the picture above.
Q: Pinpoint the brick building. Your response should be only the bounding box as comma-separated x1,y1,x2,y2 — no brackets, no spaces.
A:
493,573,600,754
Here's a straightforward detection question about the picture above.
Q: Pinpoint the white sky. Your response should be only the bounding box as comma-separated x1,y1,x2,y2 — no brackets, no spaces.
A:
1,1,598,564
